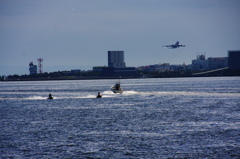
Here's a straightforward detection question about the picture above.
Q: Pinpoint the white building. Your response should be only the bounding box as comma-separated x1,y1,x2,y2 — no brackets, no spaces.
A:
108,51,126,68
191,54,208,71
29,62,37,75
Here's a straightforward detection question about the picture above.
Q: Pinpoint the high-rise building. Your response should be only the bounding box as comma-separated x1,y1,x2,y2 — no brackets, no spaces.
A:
108,51,126,68
228,50,240,69
29,62,37,75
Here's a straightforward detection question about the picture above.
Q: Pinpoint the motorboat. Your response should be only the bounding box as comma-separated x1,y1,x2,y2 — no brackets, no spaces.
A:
111,81,124,93
96,92,102,98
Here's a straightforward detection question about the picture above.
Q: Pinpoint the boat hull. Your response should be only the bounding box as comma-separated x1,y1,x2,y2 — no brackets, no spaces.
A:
111,87,124,93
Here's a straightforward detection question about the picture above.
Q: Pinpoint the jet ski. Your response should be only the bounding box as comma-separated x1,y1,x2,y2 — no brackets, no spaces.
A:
48,93,53,99
111,81,124,93
96,92,102,98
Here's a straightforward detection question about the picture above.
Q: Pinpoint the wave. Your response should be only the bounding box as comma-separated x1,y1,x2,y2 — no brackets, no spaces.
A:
26,96,48,100
1,90,239,101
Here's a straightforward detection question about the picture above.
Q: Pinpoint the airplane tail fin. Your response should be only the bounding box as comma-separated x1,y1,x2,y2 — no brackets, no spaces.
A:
175,41,179,45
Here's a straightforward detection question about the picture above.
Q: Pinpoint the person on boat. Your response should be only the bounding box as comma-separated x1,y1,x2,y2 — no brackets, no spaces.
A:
96,92,102,98
116,83,120,90
48,93,53,99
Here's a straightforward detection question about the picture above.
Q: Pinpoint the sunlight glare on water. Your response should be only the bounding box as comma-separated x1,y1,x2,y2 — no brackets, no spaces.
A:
0,77,240,158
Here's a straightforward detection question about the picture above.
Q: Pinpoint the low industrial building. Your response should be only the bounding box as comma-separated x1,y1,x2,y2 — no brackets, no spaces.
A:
100,67,139,77
191,54,228,71
208,57,228,70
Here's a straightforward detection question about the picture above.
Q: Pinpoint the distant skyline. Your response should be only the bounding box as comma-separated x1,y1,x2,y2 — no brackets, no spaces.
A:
1,0,240,76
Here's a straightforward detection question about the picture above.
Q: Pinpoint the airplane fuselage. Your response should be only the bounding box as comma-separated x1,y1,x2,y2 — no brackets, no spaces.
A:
163,41,185,49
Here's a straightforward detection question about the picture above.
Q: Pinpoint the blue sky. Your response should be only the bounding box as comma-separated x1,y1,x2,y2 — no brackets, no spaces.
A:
0,0,240,76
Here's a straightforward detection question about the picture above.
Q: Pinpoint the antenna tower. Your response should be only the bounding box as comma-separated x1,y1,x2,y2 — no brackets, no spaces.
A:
37,58,43,74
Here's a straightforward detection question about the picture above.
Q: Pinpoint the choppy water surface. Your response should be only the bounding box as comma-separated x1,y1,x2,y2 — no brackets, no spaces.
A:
1,77,240,158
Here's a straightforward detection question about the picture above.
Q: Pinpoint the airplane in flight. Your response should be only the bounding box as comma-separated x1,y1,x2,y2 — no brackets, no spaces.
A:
163,41,185,49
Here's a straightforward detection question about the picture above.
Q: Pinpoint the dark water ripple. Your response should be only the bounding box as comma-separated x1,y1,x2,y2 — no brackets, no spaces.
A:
0,77,240,158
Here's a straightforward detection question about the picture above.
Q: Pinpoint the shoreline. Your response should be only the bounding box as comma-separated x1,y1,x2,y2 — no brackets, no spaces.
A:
2,68,240,82
1,76,141,82
2,75,240,82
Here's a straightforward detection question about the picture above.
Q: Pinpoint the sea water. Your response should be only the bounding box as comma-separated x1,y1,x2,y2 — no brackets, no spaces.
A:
0,77,240,158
